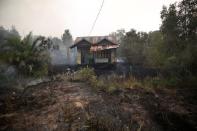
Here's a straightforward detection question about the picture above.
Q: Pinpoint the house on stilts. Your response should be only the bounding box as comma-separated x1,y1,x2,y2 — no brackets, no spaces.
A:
70,36,119,65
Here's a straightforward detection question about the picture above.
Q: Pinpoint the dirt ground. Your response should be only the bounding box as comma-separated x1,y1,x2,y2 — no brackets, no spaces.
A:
0,80,196,131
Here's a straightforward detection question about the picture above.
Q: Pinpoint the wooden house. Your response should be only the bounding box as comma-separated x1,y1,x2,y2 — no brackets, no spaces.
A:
70,36,119,64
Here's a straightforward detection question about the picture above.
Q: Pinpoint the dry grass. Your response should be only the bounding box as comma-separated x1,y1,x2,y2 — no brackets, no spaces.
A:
64,67,145,93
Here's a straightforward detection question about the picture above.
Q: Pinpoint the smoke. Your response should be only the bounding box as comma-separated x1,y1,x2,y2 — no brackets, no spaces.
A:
69,47,77,65
49,37,77,65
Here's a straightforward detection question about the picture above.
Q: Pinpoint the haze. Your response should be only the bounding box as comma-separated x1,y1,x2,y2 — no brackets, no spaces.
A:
0,0,181,38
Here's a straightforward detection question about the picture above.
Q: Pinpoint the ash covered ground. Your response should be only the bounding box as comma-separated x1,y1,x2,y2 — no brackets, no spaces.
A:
0,80,196,131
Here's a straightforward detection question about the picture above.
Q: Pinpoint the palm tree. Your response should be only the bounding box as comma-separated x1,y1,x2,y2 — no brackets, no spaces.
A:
0,32,51,77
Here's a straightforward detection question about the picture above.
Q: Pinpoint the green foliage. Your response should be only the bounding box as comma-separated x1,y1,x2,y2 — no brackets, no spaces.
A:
117,0,197,87
119,29,148,65
72,66,187,90
75,67,96,82
0,26,20,46
0,32,51,77
160,0,197,79
109,29,126,56
145,31,165,67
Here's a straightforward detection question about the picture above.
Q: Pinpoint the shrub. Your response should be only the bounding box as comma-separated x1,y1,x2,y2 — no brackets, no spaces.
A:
75,67,96,81
132,81,143,88
71,67,100,89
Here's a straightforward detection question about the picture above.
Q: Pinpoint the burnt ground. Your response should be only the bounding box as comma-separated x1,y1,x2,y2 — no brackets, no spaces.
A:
0,81,197,131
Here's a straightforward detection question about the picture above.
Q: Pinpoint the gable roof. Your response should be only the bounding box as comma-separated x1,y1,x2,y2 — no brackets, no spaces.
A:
70,36,117,48
96,38,117,46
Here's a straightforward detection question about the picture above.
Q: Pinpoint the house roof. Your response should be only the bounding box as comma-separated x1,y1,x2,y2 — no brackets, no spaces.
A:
70,36,117,48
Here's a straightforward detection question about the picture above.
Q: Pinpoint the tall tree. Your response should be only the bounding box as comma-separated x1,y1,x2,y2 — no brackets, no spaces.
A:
159,0,197,78
145,31,164,67
160,4,180,56
178,0,197,75
178,0,197,41
109,29,126,56
120,29,148,66
62,29,73,64
62,29,73,46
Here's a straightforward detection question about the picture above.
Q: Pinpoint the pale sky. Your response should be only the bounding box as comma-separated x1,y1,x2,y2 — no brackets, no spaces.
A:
0,0,181,38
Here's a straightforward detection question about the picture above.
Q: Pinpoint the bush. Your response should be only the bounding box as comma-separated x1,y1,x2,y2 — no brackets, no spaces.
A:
72,67,100,88
75,67,95,81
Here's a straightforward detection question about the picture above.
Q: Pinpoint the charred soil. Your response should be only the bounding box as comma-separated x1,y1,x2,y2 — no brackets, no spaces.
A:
0,81,196,131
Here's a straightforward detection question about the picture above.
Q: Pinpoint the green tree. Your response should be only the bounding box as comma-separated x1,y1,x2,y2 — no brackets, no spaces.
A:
0,32,51,77
160,4,180,56
120,29,148,66
109,29,126,56
62,29,73,46
178,0,197,75
158,0,197,82
178,0,197,41
0,26,20,46
145,31,165,67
